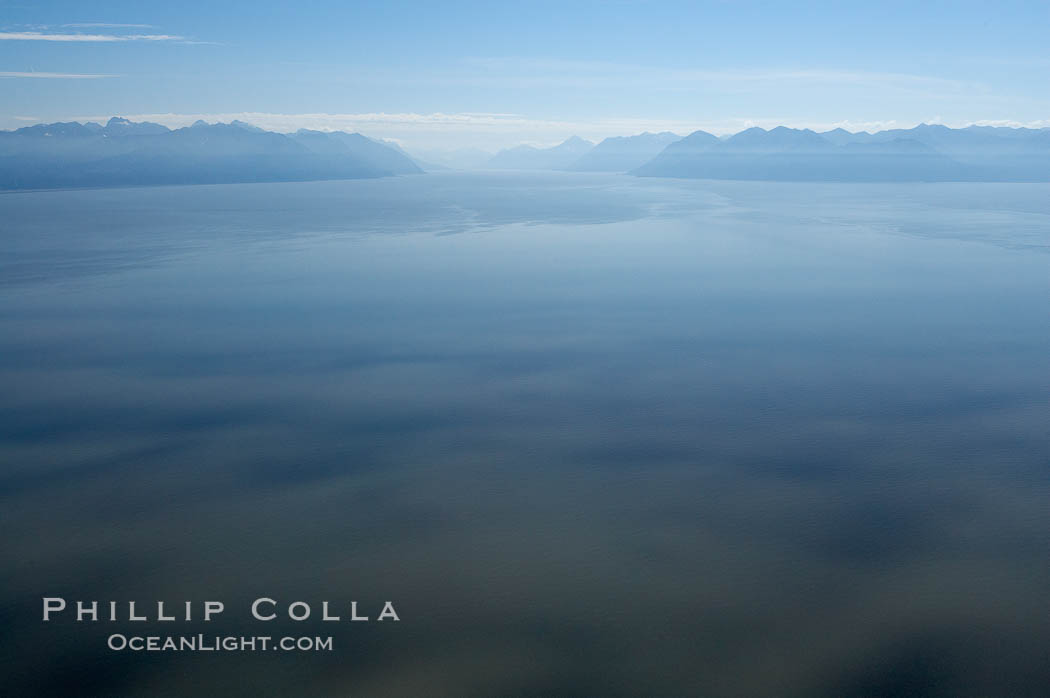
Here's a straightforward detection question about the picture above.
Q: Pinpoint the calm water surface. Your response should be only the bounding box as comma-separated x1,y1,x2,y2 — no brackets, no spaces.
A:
1,173,1048,697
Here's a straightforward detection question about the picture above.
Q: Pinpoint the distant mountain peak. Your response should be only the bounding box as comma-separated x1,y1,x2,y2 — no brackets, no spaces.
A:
231,120,265,132
488,136,594,169
683,129,719,140
100,116,170,136
726,126,831,151
567,131,684,172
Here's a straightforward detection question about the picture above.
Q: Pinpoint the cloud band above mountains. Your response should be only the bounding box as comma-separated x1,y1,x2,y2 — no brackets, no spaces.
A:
43,112,1050,151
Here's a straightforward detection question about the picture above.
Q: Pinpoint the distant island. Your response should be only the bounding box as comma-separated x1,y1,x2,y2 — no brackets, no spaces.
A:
2,118,1049,190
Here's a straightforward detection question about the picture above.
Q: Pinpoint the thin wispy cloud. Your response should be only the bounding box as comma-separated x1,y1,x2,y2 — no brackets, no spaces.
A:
0,71,118,79
62,23,155,29
0,31,184,42
458,58,981,95
676,68,972,91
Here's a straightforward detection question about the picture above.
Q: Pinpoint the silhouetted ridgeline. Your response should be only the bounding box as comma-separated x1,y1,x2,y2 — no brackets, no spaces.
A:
2,119,1049,188
566,132,681,172
486,135,594,170
484,133,678,172
0,117,422,190
633,124,1050,181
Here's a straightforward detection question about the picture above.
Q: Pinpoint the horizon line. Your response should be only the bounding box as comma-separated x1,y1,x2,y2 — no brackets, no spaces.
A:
4,113,1049,148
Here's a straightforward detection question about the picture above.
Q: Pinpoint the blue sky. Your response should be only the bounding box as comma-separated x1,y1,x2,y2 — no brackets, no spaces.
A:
2,0,1048,149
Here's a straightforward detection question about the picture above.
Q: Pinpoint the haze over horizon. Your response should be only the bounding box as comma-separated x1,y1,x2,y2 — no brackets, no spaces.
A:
2,1,1048,150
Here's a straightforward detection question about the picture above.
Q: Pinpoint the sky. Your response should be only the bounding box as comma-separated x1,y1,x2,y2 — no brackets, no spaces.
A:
2,0,1048,150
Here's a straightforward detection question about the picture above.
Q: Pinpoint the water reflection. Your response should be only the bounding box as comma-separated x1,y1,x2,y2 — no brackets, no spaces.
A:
1,174,1048,696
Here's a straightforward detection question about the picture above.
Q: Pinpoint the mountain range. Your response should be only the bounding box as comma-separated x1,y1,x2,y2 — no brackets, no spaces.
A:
633,124,1050,181
566,132,681,172
289,129,422,174
2,118,1049,189
486,136,595,170
0,117,421,190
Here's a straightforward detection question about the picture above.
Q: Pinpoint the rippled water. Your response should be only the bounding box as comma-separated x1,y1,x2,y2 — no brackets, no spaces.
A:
1,173,1048,697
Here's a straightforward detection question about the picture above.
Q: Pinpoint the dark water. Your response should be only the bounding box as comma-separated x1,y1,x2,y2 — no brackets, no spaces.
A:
1,173,1048,697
